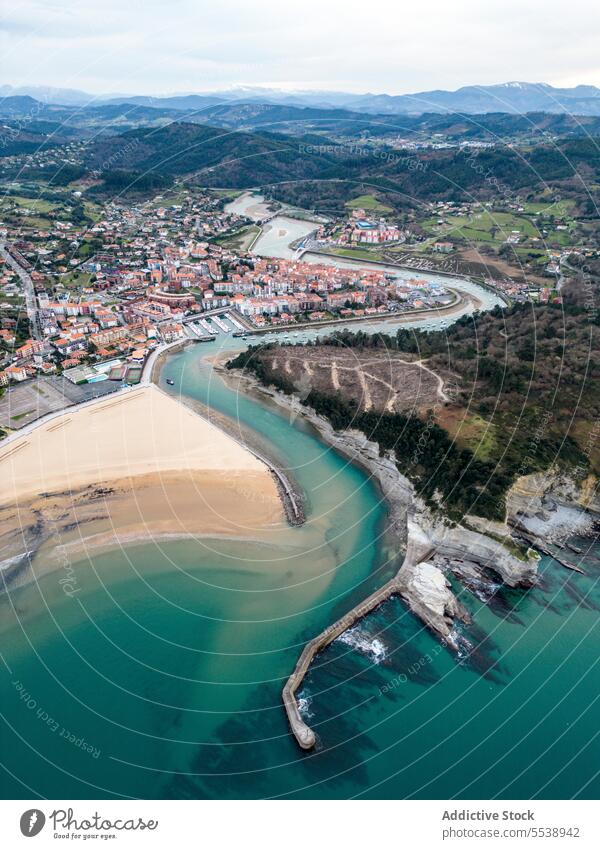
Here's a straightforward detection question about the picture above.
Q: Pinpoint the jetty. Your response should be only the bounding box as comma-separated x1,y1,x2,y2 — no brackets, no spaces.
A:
283,519,434,749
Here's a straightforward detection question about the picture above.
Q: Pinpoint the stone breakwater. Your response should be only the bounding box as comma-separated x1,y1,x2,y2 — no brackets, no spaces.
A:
274,402,542,749
218,370,544,748
283,519,477,749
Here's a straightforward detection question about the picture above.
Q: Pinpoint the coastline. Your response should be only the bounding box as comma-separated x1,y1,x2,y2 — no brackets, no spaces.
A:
218,357,600,749
5,334,596,753
301,248,512,306
211,350,407,547
159,377,305,526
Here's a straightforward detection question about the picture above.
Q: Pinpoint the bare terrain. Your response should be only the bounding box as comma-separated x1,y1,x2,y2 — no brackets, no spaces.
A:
258,345,446,413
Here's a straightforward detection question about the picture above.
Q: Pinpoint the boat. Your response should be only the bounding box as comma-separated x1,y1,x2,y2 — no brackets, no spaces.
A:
166,378,175,386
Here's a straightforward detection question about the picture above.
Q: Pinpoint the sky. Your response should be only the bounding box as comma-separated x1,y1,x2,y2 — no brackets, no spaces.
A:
1,0,600,96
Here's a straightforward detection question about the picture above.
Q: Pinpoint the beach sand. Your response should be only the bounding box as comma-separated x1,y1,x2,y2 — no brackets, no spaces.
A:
0,385,285,588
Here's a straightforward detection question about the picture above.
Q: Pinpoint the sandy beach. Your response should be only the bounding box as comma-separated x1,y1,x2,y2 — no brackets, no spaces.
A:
0,385,285,588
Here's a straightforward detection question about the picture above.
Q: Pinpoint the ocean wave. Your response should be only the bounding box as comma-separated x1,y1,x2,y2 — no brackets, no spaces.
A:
0,551,32,572
297,693,314,720
451,627,475,661
467,576,501,603
337,627,388,664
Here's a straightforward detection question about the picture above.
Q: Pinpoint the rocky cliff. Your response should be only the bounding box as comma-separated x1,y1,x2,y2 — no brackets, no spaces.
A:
507,467,600,543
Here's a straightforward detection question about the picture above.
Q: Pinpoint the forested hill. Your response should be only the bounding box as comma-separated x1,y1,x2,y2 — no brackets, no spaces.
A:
81,123,341,190
76,122,600,208
228,301,600,522
323,301,600,475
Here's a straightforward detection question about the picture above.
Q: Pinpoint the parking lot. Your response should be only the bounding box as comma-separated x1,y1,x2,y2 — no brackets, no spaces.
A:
0,375,118,430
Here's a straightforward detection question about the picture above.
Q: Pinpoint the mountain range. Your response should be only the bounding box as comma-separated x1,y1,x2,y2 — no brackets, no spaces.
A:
3,81,600,116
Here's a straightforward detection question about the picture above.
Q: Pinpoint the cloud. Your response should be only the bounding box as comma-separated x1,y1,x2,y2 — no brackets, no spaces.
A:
0,0,599,95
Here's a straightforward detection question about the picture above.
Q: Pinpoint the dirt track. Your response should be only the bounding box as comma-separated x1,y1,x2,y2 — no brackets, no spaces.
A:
261,345,447,413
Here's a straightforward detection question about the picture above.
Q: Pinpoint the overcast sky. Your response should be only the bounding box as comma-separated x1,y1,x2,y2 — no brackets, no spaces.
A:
1,0,599,96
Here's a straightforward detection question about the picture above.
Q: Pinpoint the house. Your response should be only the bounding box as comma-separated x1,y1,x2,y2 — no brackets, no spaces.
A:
5,364,28,382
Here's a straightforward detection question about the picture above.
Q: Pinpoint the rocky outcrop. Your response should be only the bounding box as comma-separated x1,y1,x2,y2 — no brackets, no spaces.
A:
282,519,444,749
414,509,539,587
397,558,472,650
221,367,548,745
507,467,600,543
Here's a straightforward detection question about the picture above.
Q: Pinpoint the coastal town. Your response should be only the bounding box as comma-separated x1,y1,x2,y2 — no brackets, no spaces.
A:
2,176,595,410
0,187,460,405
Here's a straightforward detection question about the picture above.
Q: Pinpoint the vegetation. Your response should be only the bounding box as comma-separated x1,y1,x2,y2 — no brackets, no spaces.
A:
228,344,508,520
228,299,600,521
345,194,393,213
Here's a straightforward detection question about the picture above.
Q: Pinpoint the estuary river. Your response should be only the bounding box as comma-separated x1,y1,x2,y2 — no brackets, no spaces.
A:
1,332,599,799
1,205,599,800
228,192,504,321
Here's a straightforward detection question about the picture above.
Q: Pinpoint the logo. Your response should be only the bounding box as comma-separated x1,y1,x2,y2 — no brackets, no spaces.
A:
20,809,46,837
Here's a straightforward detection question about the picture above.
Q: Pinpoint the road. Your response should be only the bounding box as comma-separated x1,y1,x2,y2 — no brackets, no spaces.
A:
0,241,42,340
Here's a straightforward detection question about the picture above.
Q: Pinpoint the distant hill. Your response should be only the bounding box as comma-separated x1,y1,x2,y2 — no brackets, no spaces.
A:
104,94,228,111
80,122,339,194
0,95,42,117
5,91,600,143
4,81,600,116
0,84,132,106
6,111,600,207
346,82,600,116
70,121,600,204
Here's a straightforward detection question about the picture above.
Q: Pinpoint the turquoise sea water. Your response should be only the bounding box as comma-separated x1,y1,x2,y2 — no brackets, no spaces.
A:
1,340,600,799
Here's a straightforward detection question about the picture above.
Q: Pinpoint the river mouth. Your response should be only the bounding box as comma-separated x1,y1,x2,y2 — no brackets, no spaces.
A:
2,335,600,799
2,208,599,800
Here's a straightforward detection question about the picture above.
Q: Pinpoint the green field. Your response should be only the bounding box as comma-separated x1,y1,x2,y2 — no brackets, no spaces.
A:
345,194,393,214
57,271,93,289
214,224,260,250
322,245,386,261
83,200,103,221
208,188,243,200
521,199,576,215
0,195,59,214
421,207,577,251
